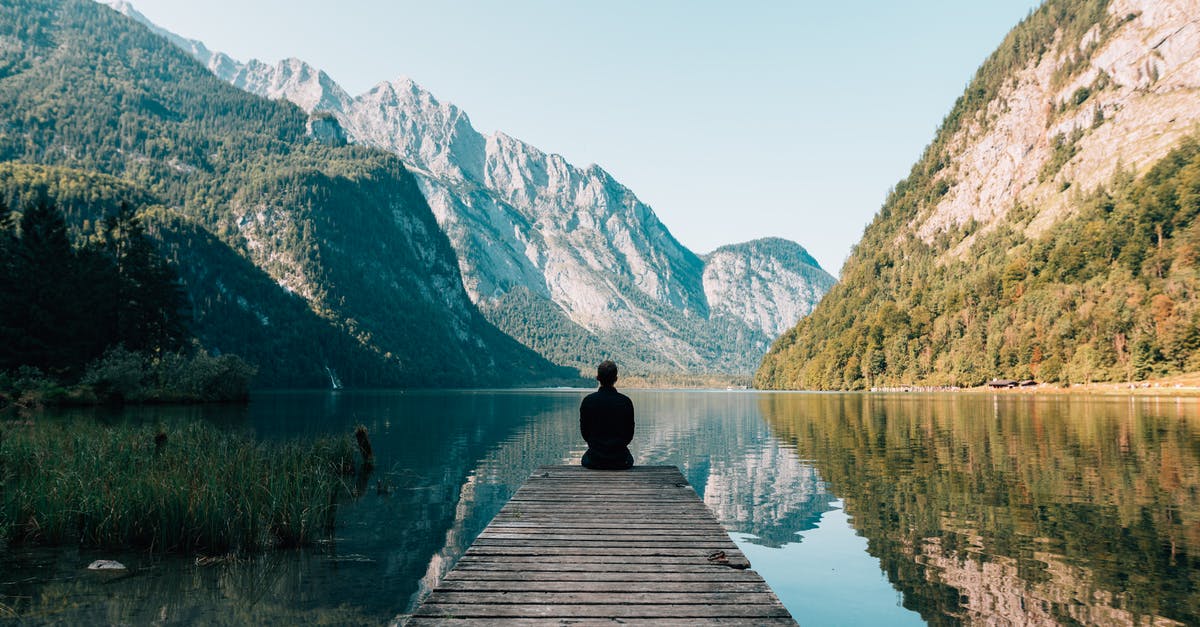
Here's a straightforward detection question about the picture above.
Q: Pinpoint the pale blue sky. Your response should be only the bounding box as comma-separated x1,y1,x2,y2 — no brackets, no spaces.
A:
122,0,1041,275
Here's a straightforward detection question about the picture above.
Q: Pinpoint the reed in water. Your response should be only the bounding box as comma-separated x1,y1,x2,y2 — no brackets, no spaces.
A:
0,421,358,553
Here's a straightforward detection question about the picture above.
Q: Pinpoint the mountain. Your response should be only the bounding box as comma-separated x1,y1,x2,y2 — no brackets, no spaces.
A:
703,238,835,341
0,0,568,387
104,0,837,376
758,0,1200,389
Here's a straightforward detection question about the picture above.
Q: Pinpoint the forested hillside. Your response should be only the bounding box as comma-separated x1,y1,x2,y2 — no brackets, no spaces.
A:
0,0,568,387
758,0,1200,389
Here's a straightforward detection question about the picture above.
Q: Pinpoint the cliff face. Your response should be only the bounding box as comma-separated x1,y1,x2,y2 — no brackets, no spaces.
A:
105,0,836,375
758,0,1200,389
703,238,836,340
917,0,1200,246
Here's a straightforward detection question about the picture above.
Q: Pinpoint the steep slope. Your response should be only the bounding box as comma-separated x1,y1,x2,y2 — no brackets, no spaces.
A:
104,0,837,376
758,0,1200,389
0,0,566,387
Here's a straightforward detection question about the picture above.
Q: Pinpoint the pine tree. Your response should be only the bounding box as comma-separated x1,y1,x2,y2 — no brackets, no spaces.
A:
102,204,187,353
11,197,77,371
0,197,17,369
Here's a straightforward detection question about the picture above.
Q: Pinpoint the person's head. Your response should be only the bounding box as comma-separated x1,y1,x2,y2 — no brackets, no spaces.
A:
596,360,618,387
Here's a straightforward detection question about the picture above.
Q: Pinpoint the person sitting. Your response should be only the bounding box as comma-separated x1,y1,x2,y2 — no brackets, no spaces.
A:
579,360,635,470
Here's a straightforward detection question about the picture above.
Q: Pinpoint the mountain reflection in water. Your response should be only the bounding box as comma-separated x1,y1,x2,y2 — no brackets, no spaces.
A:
2,390,1196,625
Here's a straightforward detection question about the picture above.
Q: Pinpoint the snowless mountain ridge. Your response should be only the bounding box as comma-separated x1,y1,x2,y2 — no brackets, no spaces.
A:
104,0,837,373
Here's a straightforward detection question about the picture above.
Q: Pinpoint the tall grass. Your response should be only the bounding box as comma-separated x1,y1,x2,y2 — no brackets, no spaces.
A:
0,420,357,553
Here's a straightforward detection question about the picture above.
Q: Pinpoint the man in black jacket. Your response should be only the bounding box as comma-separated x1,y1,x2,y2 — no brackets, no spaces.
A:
579,360,634,470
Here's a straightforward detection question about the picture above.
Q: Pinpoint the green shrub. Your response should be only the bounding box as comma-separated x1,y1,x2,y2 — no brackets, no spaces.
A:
79,346,147,402
77,348,257,404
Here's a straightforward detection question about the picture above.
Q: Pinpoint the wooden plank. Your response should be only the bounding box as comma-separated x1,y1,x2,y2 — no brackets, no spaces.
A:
405,614,806,619
408,614,801,619
443,570,760,582
494,511,718,517
435,580,772,593
486,521,730,530
458,542,739,554
455,556,746,567
411,604,793,618
499,503,708,508
472,533,734,542
424,591,784,605
475,529,733,537
478,529,730,536
452,563,749,573
405,465,795,625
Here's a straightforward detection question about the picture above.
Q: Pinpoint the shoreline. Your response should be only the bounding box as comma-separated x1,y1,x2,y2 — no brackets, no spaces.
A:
867,375,1200,397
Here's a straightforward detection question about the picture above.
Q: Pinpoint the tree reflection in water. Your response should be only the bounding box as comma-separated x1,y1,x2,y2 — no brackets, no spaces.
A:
760,393,1200,626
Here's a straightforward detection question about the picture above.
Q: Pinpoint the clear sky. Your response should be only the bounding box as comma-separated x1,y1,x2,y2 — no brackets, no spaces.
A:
119,0,1041,275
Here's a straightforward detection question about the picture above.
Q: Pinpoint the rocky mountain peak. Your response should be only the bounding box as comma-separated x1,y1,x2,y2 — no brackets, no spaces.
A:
109,0,837,375
349,77,483,182
223,57,351,114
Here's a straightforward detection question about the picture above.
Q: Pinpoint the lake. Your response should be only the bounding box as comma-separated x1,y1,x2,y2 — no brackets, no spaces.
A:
1,390,1197,625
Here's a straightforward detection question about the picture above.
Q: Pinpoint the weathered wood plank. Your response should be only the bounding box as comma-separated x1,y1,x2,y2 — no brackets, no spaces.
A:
434,580,771,593
452,562,749,573
411,604,793,618
481,523,727,531
500,502,710,507
458,542,739,554
443,570,759,582
494,511,718,516
406,619,799,627
476,533,733,542
405,466,794,625
472,533,734,542
425,591,784,605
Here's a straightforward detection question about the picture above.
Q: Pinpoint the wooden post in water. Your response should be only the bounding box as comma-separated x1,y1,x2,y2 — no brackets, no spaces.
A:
406,465,796,625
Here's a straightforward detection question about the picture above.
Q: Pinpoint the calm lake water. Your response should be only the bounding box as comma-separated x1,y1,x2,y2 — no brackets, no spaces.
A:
2,390,1197,625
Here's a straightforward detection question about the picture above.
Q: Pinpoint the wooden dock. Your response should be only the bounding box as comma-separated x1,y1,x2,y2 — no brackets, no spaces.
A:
406,465,797,625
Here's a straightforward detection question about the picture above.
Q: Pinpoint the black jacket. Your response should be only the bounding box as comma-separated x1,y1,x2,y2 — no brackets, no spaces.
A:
579,385,634,468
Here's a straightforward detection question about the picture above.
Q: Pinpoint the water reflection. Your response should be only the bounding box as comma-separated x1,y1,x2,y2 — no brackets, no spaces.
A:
399,391,841,611
4,391,1196,625
2,390,846,623
760,393,1200,626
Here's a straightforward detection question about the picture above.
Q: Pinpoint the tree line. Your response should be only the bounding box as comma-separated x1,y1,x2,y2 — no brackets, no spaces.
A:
0,196,184,374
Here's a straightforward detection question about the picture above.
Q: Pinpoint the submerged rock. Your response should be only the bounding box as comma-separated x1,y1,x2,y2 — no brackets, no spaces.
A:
87,560,126,570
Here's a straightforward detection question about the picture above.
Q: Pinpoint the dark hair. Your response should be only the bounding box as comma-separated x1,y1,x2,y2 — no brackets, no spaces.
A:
596,360,618,386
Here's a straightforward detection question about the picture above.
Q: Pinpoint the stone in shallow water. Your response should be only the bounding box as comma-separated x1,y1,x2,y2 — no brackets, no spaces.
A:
87,560,126,570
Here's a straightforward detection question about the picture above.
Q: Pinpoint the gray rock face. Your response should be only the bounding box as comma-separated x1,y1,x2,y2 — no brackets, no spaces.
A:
305,113,347,146
108,0,837,374
703,239,837,340
909,0,1200,255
